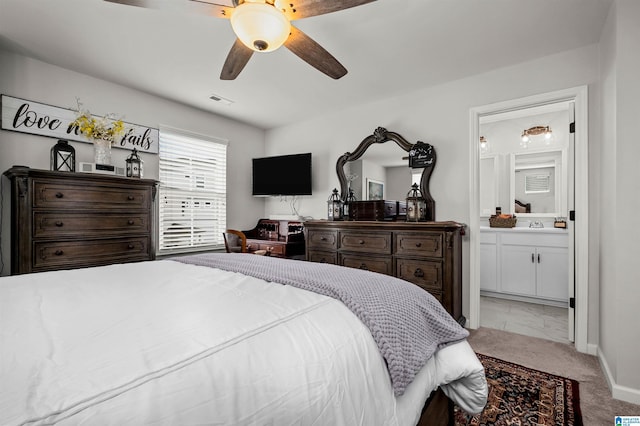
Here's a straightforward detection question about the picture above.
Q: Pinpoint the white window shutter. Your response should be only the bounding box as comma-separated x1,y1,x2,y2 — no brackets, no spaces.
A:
158,127,228,254
525,174,550,194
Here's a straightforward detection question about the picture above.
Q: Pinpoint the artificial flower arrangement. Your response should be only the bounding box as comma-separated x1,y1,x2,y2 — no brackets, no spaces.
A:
72,99,125,143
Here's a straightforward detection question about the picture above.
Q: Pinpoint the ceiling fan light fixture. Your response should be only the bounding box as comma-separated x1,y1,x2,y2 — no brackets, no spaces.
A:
230,2,291,53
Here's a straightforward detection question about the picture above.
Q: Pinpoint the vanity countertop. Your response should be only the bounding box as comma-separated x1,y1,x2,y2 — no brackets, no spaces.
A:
480,226,568,234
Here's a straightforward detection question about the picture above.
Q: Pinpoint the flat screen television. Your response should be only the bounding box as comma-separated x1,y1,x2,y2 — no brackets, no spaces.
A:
252,153,312,196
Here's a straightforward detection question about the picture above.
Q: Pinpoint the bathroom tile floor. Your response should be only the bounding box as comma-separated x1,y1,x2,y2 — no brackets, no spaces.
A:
479,295,570,344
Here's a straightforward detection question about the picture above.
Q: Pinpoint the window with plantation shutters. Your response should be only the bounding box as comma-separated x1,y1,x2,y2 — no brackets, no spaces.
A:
158,127,228,254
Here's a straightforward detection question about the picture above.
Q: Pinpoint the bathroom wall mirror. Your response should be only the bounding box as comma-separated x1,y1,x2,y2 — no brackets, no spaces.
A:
509,149,566,216
478,103,571,218
479,155,500,216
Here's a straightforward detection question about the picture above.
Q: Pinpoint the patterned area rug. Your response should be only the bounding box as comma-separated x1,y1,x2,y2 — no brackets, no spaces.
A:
455,353,583,425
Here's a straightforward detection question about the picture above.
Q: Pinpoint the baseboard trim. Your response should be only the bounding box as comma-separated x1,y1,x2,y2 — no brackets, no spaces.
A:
597,346,640,405
586,343,598,356
480,290,567,308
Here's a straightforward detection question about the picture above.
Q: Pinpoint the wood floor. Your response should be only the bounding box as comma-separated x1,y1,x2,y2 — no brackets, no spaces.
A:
479,295,569,343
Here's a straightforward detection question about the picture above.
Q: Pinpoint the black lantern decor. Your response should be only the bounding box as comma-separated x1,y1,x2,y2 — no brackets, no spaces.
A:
342,188,357,220
126,148,144,178
327,188,343,221
50,140,75,172
406,183,427,222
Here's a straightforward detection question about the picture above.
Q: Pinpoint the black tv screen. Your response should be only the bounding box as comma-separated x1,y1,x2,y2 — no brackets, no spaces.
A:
252,153,312,196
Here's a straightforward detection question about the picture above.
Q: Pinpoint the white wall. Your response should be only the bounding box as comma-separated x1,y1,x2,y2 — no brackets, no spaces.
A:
598,0,640,403
598,0,617,389
361,159,385,200
0,49,266,275
613,0,640,397
385,166,411,201
265,43,601,339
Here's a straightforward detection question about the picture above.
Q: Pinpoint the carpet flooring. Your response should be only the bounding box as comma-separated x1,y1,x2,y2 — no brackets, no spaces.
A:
464,327,640,425
454,353,582,425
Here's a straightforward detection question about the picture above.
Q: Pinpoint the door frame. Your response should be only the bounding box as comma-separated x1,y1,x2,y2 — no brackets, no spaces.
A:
468,85,590,354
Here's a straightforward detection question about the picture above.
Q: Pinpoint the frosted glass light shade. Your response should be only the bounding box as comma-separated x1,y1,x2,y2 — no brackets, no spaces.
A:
231,2,291,52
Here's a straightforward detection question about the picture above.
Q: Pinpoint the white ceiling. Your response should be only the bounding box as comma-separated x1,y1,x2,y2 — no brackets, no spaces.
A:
0,0,612,130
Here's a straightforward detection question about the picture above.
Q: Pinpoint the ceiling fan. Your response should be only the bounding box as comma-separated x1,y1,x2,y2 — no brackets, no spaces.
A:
105,0,376,80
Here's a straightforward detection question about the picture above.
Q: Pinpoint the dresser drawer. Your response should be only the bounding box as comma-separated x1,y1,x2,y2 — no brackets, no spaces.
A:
257,242,286,257
340,253,392,275
300,220,464,325
395,232,443,258
339,231,392,254
32,237,151,271
33,180,151,210
307,250,337,265
307,229,338,250
33,212,151,238
396,258,443,290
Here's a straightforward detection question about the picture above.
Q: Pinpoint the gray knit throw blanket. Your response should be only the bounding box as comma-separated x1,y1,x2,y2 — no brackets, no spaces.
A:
171,253,469,396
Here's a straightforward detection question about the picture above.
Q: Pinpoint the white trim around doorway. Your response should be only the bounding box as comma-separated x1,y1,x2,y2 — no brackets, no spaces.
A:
468,85,590,354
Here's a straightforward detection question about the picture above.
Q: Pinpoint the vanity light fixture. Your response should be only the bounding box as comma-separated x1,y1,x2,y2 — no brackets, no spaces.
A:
520,126,552,147
480,136,489,153
230,1,291,53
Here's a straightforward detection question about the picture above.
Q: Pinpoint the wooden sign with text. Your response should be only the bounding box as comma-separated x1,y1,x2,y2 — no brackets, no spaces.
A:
1,95,159,154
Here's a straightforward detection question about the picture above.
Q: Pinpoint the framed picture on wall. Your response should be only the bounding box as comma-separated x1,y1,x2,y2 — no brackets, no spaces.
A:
366,178,384,200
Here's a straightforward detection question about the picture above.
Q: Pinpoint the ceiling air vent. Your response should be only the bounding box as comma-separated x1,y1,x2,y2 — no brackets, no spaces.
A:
209,94,234,106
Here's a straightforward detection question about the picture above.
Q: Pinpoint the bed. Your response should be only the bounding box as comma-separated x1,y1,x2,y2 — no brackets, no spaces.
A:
0,253,487,425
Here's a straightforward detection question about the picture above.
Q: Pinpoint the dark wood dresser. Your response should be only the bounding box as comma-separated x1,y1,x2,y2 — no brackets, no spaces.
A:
304,220,465,325
4,166,157,275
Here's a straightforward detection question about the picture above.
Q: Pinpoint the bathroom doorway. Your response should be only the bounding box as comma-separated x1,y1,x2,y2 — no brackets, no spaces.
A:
478,102,572,343
469,86,590,353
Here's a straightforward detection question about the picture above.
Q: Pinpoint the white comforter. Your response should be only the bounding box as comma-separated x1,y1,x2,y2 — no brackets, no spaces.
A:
0,260,486,426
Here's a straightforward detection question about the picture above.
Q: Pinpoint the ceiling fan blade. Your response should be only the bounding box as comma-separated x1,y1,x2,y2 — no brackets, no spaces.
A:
284,25,347,79
277,0,376,20
103,0,233,19
220,39,254,80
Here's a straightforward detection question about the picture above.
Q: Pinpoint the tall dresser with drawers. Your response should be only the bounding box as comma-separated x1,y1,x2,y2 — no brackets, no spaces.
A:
304,220,465,325
4,166,157,275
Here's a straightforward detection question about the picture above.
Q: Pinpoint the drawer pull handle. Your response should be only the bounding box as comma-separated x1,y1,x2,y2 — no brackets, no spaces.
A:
128,220,135,225
538,253,541,263
55,192,64,198
415,242,422,247
414,268,424,278
320,236,327,241
54,249,64,256
358,240,365,245
127,195,135,201
532,253,535,263
128,244,135,249
55,221,64,227
359,263,368,270
320,258,327,263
